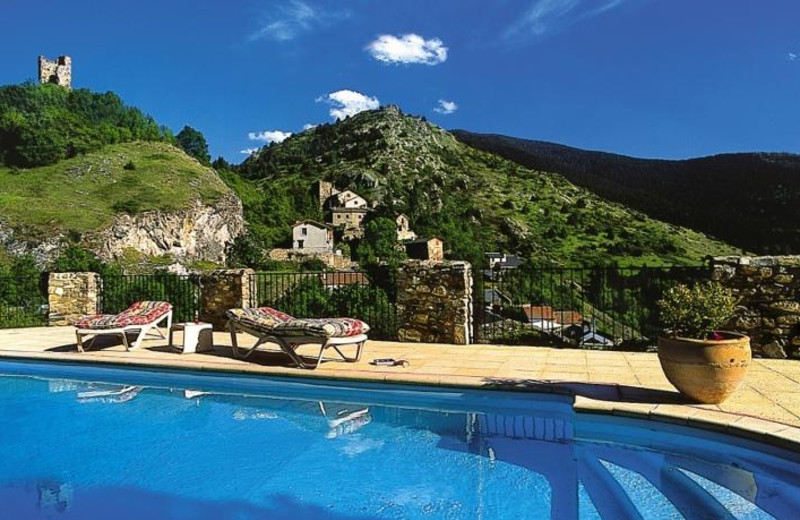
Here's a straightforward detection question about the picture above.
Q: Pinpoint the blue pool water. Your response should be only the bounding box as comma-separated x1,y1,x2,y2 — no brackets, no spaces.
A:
0,361,798,519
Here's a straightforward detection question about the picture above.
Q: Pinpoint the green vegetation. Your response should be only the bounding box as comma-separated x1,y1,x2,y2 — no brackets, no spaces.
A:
0,141,229,235
356,217,406,267
0,255,46,327
657,281,737,339
176,125,211,165
454,131,800,255
226,106,739,267
0,83,170,167
272,277,396,339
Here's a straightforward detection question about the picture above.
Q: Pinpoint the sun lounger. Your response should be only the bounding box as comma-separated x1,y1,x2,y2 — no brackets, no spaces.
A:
74,301,173,352
226,307,369,369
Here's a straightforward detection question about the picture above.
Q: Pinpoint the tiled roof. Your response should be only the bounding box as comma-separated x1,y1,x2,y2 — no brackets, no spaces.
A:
521,304,554,320
553,311,583,325
320,272,369,286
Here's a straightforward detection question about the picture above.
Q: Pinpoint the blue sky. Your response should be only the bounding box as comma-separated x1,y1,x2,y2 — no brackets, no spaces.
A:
2,0,799,161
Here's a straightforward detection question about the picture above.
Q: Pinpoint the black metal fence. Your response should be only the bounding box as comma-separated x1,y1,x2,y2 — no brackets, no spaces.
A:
0,274,48,328
100,274,202,323
474,265,711,350
249,270,398,340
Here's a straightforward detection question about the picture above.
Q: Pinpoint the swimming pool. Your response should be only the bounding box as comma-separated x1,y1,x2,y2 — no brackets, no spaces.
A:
0,360,798,520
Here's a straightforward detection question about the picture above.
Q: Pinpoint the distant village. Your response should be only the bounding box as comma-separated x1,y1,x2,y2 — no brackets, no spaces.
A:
267,180,443,268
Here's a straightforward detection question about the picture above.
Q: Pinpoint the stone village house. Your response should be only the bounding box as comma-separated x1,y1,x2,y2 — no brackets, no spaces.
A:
292,220,334,254
405,238,444,261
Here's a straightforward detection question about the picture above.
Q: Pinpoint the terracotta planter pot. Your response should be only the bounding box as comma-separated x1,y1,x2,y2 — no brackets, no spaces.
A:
657,332,751,404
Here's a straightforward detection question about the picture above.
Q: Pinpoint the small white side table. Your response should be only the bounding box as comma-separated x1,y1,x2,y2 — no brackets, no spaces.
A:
169,322,214,354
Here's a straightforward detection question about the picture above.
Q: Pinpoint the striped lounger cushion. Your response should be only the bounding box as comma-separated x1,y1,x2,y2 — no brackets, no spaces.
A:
76,301,172,329
227,307,369,338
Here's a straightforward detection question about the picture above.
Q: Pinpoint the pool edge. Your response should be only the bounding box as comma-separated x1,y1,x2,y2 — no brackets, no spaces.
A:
1,348,799,453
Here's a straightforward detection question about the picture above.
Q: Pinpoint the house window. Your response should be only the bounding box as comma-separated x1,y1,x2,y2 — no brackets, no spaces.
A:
298,240,305,249
301,227,308,236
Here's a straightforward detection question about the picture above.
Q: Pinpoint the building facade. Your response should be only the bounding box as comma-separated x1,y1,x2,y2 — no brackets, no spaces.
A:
396,214,417,242
405,238,444,261
292,220,334,254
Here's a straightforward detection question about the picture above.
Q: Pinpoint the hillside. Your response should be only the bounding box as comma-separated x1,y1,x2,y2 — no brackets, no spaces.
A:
0,141,242,268
452,131,800,255
230,106,739,266
0,83,170,168
0,141,229,234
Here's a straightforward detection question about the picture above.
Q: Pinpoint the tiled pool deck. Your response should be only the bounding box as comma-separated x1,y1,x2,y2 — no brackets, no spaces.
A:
1,326,800,450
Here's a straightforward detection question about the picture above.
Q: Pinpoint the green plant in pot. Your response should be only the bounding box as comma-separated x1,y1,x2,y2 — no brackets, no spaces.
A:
657,281,750,404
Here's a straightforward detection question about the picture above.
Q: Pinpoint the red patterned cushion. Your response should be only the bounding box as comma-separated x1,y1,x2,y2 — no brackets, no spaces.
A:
227,307,369,338
273,317,369,338
75,301,172,329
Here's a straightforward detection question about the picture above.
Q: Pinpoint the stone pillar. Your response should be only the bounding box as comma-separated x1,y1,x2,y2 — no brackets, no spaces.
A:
712,256,800,359
48,272,100,326
199,269,254,330
396,260,473,345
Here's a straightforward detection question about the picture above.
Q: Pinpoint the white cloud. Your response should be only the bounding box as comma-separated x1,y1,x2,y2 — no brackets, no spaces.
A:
505,0,629,40
433,99,458,115
366,34,448,65
790,52,798,61
248,130,292,144
240,148,259,155
303,123,318,130
249,1,348,42
316,90,380,120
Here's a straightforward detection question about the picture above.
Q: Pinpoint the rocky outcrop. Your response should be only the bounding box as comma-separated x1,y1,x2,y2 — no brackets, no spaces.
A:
88,193,244,266
0,193,245,270
0,222,65,267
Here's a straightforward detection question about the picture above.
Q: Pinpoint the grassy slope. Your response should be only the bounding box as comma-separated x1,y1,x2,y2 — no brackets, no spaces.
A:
0,141,229,237
238,107,739,266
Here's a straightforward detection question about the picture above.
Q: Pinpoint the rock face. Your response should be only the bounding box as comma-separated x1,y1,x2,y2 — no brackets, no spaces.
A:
0,193,245,270
0,222,64,267
88,193,245,266
713,256,800,359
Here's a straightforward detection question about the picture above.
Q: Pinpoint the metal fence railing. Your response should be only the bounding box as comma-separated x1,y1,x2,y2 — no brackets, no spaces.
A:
250,270,398,340
0,275,48,328
100,274,202,323
474,265,711,350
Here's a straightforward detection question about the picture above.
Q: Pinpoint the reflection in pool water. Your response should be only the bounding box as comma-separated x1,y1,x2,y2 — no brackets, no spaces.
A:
0,361,798,519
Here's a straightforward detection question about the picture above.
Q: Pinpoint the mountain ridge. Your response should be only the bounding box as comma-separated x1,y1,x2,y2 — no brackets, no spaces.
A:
452,130,800,254
226,106,740,266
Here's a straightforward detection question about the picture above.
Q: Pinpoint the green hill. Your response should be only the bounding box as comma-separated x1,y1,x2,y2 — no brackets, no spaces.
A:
452,130,800,255
230,106,740,266
0,141,229,237
0,83,239,270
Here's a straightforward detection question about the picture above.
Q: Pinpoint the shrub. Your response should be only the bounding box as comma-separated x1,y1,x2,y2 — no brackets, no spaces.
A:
112,199,142,214
123,160,136,170
657,281,737,339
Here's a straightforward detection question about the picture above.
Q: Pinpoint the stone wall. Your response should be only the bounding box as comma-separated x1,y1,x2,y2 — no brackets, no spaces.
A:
267,249,353,270
38,55,71,89
199,269,254,330
48,272,99,326
396,260,472,345
713,256,800,359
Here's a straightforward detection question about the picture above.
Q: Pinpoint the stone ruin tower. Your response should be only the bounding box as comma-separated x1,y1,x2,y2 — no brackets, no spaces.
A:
38,55,72,89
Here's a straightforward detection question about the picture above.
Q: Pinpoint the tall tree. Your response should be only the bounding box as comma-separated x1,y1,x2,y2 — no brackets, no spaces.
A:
175,125,210,165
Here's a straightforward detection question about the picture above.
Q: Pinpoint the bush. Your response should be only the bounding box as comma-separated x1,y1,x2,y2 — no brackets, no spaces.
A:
657,281,737,339
112,199,142,214
123,160,136,170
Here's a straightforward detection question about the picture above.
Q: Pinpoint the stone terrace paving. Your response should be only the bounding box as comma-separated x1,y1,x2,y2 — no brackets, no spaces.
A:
1,326,800,451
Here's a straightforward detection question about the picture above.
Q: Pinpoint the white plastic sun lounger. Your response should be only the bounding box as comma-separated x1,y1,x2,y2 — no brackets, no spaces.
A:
74,301,173,352
226,307,369,369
